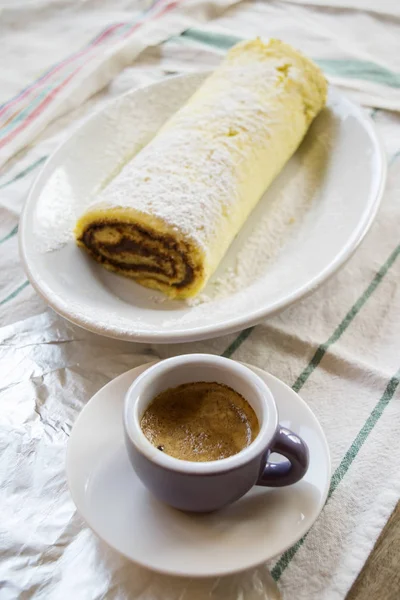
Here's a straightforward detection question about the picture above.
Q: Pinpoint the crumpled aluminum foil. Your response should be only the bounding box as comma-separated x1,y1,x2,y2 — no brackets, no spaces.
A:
0,310,280,599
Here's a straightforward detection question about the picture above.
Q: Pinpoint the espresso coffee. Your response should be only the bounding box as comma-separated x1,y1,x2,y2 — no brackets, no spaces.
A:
140,382,259,462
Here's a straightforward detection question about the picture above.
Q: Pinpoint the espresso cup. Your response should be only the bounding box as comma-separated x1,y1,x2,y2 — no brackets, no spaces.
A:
123,354,309,513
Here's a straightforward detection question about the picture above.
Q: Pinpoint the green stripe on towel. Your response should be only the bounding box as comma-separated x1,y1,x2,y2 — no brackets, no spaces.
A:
316,59,400,89
0,225,18,244
0,156,46,190
180,28,400,88
292,243,400,393
180,28,240,50
222,328,253,358
271,368,400,581
0,280,29,306
221,243,400,367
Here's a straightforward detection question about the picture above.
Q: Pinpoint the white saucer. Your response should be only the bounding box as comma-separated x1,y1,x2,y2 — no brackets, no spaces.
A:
67,361,330,578
20,73,386,343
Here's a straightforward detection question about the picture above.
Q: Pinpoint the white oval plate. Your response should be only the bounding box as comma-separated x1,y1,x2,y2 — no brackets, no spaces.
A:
20,74,386,343
66,361,331,577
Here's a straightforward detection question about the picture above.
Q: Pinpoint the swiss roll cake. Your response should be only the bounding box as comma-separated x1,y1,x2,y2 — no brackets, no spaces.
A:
75,38,327,299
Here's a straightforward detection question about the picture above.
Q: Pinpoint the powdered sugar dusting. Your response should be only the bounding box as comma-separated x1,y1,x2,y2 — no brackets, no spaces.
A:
34,169,76,252
188,123,334,305
84,63,282,254
83,44,324,279
143,118,333,309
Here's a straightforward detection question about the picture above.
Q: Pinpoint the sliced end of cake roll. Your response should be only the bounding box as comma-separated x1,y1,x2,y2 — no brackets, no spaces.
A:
75,207,206,299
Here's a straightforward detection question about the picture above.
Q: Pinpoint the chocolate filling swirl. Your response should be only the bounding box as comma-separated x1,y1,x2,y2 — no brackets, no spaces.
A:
79,222,196,289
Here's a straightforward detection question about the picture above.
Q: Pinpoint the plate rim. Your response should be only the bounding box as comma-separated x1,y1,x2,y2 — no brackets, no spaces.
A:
66,360,331,577
20,74,387,343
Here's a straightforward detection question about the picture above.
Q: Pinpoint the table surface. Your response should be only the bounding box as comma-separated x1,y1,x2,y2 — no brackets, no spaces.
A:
346,500,400,600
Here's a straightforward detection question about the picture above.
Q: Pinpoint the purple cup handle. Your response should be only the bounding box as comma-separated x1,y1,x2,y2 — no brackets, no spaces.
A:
257,427,309,487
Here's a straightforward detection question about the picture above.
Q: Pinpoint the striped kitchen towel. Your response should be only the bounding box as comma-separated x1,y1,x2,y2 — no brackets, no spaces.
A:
2,0,400,170
0,0,239,169
165,0,400,111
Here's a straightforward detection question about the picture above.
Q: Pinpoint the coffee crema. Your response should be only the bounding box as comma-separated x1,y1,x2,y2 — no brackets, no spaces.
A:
140,382,259,462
